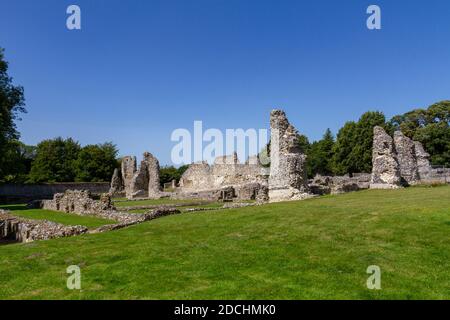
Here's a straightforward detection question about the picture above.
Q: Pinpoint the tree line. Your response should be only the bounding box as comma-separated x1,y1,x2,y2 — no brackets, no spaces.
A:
301,101,449,178
1,47,449,184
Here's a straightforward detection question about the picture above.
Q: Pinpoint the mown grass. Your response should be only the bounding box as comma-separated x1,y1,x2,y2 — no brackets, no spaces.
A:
127,202,225,214
113,198,204,207
0,204,115,229
0,186,449,299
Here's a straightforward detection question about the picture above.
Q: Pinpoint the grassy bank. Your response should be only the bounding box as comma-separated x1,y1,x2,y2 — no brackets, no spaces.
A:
0,186,449,299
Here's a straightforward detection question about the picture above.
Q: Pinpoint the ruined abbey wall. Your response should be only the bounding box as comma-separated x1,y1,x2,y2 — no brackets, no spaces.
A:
370,126,449,188
179,153,269,192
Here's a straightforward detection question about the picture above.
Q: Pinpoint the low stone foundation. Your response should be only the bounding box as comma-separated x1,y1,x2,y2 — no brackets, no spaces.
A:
0,210,88,243
41,190,114,215
309,173,371,195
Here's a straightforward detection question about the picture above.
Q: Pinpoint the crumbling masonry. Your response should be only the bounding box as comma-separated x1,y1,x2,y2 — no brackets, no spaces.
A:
110,111,448,203
370,126,448,188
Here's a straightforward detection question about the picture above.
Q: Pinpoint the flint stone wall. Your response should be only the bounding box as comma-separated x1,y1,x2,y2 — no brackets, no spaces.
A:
0,210,88,243
309,174,371,195
122,156,137,198
394,131,420,185
370,126,402,189
122,152,162,199
109,168,124,195
268,110,311,202
41,190,114,214
179,152,269,192
0,182,110,203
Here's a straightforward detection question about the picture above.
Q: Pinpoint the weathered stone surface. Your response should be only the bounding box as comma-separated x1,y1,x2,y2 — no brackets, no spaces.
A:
268,110,311,202
109,168,124,195
236,183,261,201
370,126,402,189
42,190,115,214
145,152,162,198
121,156,137,198
414,141,432,180
217,186,236,202
129,152,162,199
394,131,419,185
309,173,371,195
130,160,149,198
40,189,155,224
0,210,87,243
179,154,268,193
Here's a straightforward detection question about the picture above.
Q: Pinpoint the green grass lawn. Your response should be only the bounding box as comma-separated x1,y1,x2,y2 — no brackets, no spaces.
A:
0,205,115,229
0,186,449,299
127,202,225,214
113,198,205,207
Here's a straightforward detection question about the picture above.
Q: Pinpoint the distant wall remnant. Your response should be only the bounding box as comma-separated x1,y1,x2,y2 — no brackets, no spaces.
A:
178,152,269,193
41,190,114,215
0,182,110,204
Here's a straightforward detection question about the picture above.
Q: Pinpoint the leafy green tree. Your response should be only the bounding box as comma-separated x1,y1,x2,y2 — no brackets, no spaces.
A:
331,111,386,175
0,48,26,180
306,129,335,178
331,121,358,175
28,138,81,183
75,143,118,182
297,134,310,153
413,122,450,166
160,165,189,187
0,141,36,183
348,111,386,173
390,101,450,166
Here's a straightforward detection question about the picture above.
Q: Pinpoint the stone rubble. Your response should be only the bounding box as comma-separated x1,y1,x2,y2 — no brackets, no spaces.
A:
309,173,371,195
0,209,88,243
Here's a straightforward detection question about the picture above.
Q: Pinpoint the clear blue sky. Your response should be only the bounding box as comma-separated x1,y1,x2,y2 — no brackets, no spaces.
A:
1,0,450,165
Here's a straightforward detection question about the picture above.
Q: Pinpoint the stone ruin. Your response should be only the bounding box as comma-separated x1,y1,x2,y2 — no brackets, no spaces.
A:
41,189,115,214
268,110,312,202
109,168,123,195
0,209,87,243
108,110,448,204
369,126,449,188
0,189,182,243
110,152,162,199
174,109,314,203
308,173,371,195
370,126,403,189
177,152,270,202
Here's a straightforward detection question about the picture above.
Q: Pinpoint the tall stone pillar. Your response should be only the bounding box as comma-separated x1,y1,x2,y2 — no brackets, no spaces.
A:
394,131,419,185
414,141,432,180
145,152,162,198
268,110,311,202
129,152,162,199
109,168,124,195
370,126,402,189
121,156,137,198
